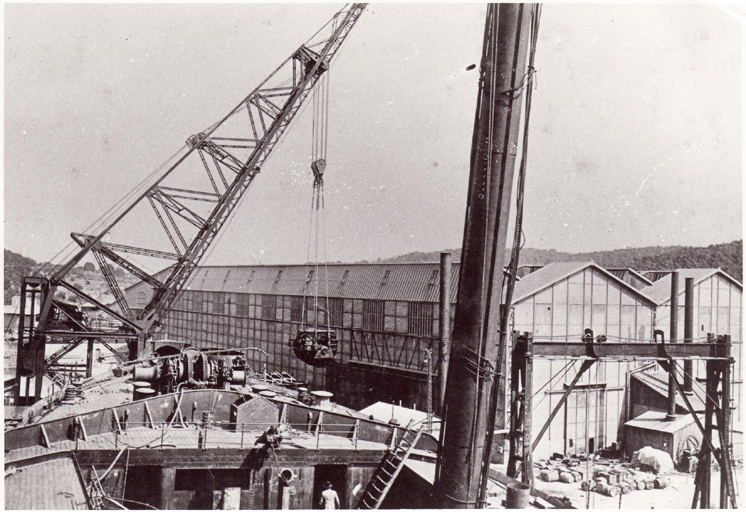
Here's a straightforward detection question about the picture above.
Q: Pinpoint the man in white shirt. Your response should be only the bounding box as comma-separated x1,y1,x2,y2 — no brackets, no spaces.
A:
319,481,340,509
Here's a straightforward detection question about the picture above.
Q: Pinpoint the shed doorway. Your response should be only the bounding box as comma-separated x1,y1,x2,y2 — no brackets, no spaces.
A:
563,386,606,456
313,464,347,509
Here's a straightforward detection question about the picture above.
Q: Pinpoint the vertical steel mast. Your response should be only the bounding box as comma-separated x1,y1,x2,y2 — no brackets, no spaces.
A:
436,4,532,508
15,4,366,404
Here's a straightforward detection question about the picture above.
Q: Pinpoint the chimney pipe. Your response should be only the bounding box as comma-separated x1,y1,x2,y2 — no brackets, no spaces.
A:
667,271,679,420
439,252,452,411
684,277,694,394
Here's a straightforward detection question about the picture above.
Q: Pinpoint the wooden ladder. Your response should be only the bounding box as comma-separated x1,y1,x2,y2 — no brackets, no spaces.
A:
356,426,424,509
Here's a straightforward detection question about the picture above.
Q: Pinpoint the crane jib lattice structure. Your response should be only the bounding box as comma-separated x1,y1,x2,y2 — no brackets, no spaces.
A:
15,4,367,404
507,331,738,509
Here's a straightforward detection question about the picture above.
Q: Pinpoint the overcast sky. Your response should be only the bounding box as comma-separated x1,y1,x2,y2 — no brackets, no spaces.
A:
4,3,742,268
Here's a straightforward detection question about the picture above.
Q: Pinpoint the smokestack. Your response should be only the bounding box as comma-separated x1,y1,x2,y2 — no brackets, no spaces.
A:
439,252,452,411
684,277,694,394
667,271,679,420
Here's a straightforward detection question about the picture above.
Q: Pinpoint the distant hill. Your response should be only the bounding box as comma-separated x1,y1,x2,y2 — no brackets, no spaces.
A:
372,240,743,282
4,250,42,304
4,249,139,305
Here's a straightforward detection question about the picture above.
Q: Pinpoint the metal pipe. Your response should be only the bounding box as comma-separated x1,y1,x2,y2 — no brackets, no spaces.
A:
667,271,679,420
86,339,95,378
438,252,452,411
684,277,694,394
437,4,531,508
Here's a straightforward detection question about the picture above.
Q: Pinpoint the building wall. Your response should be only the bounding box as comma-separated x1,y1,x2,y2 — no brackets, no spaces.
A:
163,290,445,412
512,266,655,458
654,274,742,428
123,263,741,457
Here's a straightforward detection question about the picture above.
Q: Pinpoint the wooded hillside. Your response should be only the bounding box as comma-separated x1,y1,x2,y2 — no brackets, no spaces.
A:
373,240,743,282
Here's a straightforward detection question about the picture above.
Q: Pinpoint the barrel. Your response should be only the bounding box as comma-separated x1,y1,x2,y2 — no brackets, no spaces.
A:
620,484,633,495
645,481,654,490
581,481,593,492
506,482,530,509
596,483,620,497
654,477,670,489
635,480,646,491
540,469,559,482
559,472,574,483
595,476,608,487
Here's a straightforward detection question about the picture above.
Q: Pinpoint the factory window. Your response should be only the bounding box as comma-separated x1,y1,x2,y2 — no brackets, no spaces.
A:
193,293,203,314
290,296,304,322
363,299,385,332
136,292,147,308
262,295,277,321
236,294,250,317
329,298,344,327
408,302,433,336
212,292,226,315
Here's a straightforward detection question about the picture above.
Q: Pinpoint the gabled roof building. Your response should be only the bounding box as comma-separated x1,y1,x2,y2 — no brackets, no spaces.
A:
122,260,741,459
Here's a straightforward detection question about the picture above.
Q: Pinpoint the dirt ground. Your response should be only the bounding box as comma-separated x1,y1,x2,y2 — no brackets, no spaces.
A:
489,462,744,509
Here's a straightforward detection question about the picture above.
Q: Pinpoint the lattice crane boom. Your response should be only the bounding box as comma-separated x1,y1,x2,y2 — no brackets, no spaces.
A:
16,4,366,404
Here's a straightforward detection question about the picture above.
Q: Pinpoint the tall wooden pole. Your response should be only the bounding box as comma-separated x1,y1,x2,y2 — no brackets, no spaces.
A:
436,4,531,508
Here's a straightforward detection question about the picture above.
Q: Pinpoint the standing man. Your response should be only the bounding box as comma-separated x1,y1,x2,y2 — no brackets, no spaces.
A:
319,481,340,509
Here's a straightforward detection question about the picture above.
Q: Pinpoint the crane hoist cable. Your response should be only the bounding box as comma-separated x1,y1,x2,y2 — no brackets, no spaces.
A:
291,72,338,367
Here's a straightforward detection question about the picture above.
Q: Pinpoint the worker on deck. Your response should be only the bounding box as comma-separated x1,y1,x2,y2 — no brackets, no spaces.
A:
319,481,340,509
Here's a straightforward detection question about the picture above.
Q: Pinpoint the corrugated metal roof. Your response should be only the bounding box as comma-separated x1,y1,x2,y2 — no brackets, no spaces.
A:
5,456,88,510
642,268,743,305
128,260,710,307
512,261,656,306
606,268,654,289
625,410,701,434
130,262,464,303
631,371,706,411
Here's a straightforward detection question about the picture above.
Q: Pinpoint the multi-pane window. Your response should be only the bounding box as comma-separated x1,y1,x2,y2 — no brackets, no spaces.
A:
290,296,304,323
407,302,433,336
193,293,204,314
363,299,385,332
328,298,344,328
261,295,277,321
236,294,250,317
212,292,226,315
